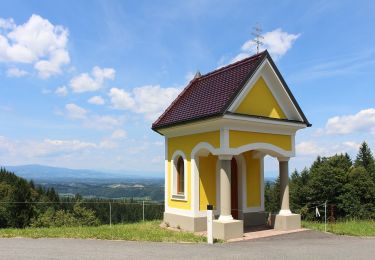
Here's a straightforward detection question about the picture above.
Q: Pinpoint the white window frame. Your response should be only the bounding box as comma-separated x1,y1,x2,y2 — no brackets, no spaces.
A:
171,150,188,201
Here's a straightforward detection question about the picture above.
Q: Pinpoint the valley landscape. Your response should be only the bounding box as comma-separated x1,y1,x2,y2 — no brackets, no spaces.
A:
5,164,164,201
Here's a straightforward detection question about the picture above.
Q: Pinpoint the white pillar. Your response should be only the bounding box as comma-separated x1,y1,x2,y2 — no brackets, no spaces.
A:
218,155,233,221
278,157,291,215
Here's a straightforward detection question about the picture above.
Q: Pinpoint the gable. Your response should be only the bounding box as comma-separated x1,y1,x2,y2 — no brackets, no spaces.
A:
228,58,306,123
235,76,286,119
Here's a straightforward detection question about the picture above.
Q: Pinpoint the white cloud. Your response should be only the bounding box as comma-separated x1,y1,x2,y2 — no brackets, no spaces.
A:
65,103,87,119
109,85,181,121
88,96,105,105
70,66,115,93
324,108,375,135
296,140,362,158
61,102,125,130
0,135,116,160
92,66,115,81
108,87,135,110
0,14,70,78
0,18,15,30
231,28,300,63
111,129,127,139
296,141,324,156
55,85,68,96
6,67,28,77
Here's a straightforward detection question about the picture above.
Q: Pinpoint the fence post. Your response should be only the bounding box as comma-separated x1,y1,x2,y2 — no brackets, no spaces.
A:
207,205,214,244
324,201,327,232
142,201,145,221
109,202,112,227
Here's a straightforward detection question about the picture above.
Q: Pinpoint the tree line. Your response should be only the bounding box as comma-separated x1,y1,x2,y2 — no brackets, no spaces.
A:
265,142,375,220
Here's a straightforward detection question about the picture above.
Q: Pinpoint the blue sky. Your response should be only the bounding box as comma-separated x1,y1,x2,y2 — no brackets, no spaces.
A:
0,0,374,177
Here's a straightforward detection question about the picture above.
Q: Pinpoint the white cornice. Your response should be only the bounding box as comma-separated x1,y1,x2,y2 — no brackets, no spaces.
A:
158,116,306,138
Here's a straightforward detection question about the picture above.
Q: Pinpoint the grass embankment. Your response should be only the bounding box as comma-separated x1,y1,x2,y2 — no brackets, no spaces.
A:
0,221,206,243
303,220,375,236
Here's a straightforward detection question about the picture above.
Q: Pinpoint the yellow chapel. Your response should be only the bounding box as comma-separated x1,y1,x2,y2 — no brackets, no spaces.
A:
152,51,311,240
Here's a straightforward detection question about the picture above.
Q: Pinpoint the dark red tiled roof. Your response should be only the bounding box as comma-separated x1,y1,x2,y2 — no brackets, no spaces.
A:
152,52,267,130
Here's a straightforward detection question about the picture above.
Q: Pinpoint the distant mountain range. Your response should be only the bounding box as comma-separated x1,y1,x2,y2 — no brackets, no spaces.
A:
4,164,147,180
3,164,276,182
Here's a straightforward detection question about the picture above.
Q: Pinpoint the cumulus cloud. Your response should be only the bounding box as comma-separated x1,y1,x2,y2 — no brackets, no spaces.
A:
61,102,125,130
0,135,116,160
70,66,115,93
296,140,361,157
0,18,15,30
109,85,181,121
65,103,87,119
231,28,300,63
55,85,68,96
6,67,28,77
88,96,105,105
324,108,375,135
0,14,70,78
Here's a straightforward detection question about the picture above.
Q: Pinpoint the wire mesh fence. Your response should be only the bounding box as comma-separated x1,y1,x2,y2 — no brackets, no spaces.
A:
0,200,164,228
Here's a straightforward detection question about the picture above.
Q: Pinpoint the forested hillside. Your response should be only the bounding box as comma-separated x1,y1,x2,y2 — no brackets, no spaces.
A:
265,142,375,219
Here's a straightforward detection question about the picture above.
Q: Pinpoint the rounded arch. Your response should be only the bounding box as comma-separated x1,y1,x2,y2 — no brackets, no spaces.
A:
231,142,293,158
170,150,188,200
191,142,218,159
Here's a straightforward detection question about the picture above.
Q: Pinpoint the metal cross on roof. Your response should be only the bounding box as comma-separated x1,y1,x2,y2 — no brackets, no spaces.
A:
252,23,264,54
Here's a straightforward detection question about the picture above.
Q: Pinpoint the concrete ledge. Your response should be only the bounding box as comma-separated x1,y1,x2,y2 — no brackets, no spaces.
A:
242,212,268,227
163,212,206,232
272,214,301,231
213,220,243,240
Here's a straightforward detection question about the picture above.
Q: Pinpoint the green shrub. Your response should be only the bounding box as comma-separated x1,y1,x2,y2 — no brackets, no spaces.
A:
31,204,100,227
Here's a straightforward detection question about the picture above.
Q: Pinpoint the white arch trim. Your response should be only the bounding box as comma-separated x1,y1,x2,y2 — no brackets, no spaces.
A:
191,142,219,216
170,150,188,201
228,142,294,158
191,142,219,158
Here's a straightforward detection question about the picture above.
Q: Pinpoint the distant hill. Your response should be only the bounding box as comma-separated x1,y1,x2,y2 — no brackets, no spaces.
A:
4,164,140,180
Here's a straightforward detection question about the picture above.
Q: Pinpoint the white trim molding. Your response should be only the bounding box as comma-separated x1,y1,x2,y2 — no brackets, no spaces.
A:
170,150,188,201
229,142,294,158
164,137,169,212
191,142,218,216
157,116,306,139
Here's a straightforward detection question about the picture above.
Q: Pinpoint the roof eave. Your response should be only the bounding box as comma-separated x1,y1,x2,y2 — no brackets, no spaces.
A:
264,51,312,127
151,113,223,135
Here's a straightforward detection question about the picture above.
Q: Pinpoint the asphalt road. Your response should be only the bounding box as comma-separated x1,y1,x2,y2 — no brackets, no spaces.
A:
0,230,374,260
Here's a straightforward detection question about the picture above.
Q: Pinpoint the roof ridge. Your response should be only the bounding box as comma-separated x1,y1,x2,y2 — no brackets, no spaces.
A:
195,51,266,81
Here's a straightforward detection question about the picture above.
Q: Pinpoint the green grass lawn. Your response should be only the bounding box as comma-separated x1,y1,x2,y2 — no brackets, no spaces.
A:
0,221,206,243
303,220,375,236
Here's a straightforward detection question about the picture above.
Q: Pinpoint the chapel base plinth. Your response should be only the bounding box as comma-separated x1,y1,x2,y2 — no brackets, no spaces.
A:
271,213,301,231
213,219,243,240
163,212,206,232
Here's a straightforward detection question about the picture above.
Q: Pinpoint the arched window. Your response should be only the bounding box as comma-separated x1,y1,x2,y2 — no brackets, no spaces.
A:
176,156,184,194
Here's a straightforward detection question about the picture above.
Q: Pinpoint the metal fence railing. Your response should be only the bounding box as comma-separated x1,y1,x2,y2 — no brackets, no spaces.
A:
0,201,164,228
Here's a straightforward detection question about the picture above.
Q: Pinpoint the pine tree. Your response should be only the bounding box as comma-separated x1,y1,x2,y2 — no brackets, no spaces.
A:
355,142,375,180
